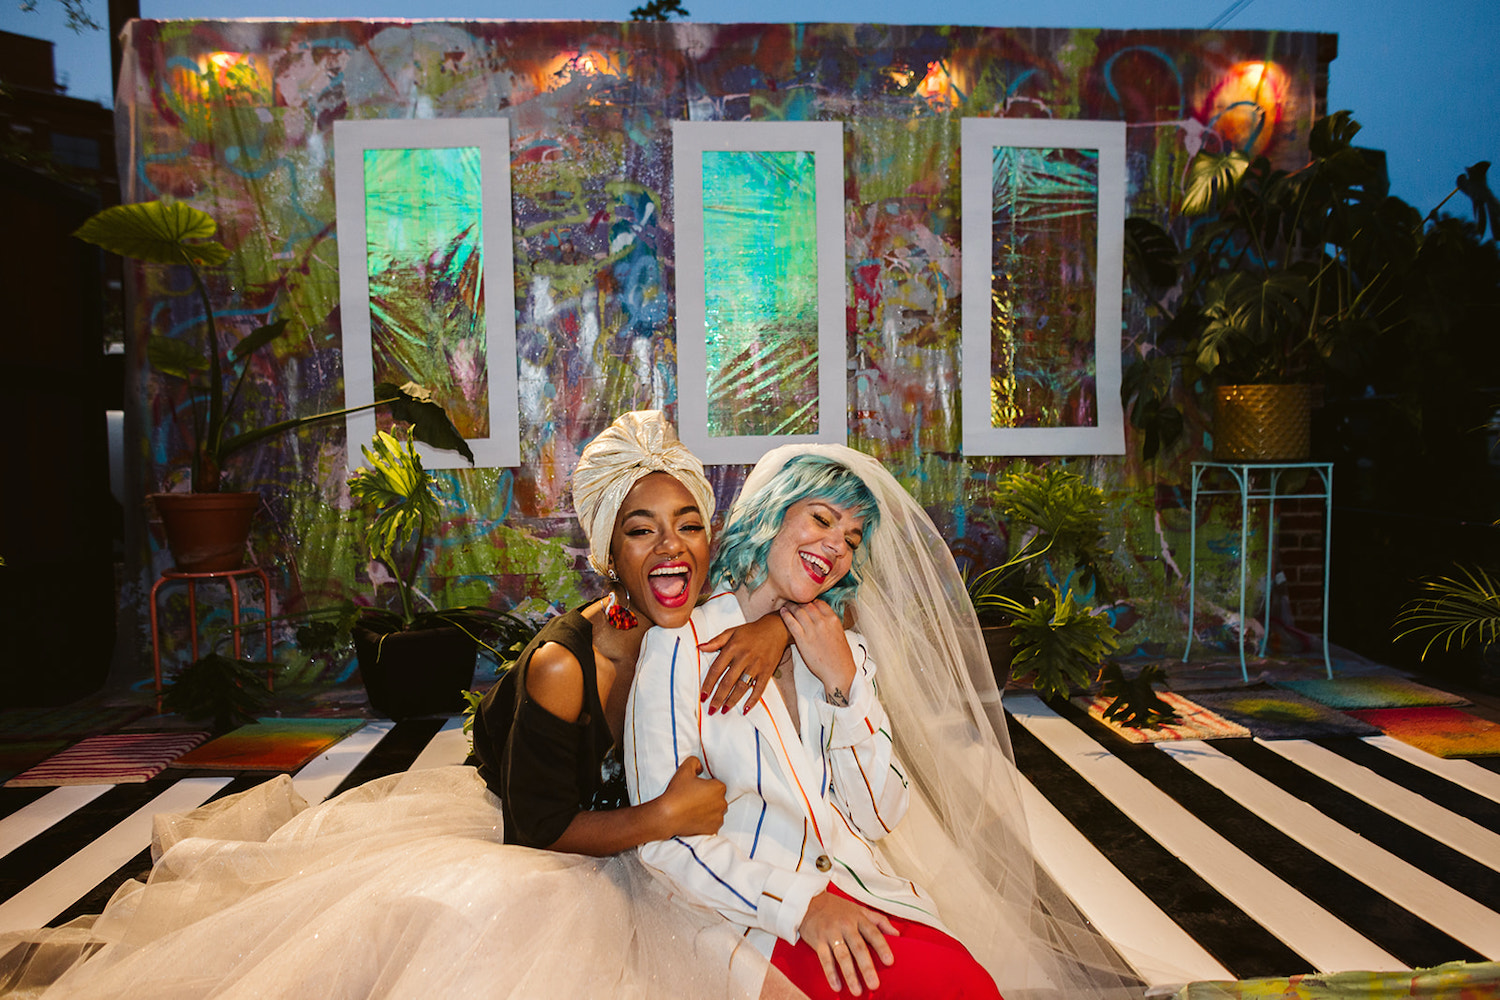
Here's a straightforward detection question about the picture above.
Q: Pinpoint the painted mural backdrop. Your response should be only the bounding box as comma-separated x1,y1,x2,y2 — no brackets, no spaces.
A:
117,21,1327,689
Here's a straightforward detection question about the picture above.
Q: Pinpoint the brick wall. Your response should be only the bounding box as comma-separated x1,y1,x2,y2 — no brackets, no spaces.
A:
1275,498,1327,632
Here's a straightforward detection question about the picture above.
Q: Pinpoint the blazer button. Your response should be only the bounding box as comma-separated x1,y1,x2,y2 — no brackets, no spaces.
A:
815,854,832,872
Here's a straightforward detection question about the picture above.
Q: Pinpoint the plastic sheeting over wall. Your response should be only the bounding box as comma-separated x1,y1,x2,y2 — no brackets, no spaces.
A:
115,20,1331,685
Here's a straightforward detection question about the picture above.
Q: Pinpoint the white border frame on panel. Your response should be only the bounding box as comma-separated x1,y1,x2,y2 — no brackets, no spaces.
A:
673,121,846,466
961,118,1126,456
334,118,519,470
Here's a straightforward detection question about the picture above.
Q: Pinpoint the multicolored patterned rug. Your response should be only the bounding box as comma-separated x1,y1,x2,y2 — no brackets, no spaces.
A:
1172,959,1500,998
4,732,210,786
1346,707,1500,759
0,704,151,741
171,718,367,771
1277,676,1468,710
1186,690,1380,740
1077,692,1252,744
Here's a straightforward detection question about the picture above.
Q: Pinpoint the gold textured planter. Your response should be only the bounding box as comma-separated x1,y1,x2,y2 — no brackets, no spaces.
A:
1213,384,1313,461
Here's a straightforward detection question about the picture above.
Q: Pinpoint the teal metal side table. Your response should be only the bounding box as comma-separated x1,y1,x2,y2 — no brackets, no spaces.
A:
1182,461,1334,681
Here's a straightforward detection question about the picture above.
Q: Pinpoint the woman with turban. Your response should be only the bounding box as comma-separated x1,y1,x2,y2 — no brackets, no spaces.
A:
469,410,785,853
0,413,798,999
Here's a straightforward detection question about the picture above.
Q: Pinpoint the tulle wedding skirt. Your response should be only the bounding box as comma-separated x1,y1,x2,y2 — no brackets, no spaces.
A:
0,766,786,999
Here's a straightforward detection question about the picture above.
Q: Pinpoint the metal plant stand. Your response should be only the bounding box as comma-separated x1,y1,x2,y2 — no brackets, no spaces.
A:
1182,461,1335,681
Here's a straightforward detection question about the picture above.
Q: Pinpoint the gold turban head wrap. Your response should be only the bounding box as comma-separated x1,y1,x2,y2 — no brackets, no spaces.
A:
572,411,715,578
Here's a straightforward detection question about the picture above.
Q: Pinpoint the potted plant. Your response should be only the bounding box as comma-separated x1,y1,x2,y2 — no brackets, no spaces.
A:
170,426,534,722
1121,111,1420,461
73,200,473,571
965,466,1122,701
344,427,535,720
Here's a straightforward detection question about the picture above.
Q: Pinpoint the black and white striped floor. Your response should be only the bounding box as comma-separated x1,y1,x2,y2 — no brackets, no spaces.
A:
1,699,1498,993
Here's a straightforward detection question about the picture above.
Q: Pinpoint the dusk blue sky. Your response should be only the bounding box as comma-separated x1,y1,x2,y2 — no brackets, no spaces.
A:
6,0,1498,219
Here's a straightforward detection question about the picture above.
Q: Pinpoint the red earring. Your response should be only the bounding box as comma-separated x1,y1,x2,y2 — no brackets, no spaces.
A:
605,590,639,630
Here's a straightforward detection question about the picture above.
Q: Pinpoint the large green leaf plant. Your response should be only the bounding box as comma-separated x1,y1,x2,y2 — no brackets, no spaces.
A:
346,427,536,646
966,466,1122,702
1121,111,1422,461
75,200,474,491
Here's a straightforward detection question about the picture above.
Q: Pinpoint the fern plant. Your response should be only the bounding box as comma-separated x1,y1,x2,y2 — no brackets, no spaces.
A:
161,651,271,732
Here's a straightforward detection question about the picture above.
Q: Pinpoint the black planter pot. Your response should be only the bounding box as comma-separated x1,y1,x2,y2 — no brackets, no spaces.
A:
352,622,477,721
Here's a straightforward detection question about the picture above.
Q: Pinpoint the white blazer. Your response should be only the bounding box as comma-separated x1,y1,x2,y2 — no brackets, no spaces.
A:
624,592,944,957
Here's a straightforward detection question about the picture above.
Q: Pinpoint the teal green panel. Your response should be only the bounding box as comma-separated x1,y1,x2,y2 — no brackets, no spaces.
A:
702,149,820,438
988,145,1100,431
364,146,489,438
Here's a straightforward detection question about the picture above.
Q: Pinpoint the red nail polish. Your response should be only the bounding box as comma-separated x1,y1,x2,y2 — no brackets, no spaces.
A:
700,691,709,703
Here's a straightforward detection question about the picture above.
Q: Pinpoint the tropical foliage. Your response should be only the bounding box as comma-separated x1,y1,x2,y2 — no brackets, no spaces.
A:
161,651,271,732
74,200,472,491
1097,662,1179,729
1394,566,1500,660
346,428,535,650
1121,111,1426,460
967,466,1121,701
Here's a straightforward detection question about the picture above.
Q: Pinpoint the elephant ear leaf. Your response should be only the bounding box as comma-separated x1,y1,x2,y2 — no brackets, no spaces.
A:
148,336,207,378
74,201,231,268
229,319,290,364
375,381,476,464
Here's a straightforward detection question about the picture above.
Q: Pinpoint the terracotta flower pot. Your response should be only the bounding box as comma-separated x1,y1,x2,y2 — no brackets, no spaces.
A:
151,492,261,572
353,622,477,721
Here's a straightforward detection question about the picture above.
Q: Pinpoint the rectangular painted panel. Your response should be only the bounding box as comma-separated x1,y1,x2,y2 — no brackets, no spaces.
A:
701,149,820,439
673,120,846,465
961,118,1126,456
334,117,519,470
989,144,1099,431
364,146,489,438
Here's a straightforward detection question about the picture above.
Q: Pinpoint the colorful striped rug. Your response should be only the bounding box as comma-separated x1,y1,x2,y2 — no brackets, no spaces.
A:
1277,676,1468,710
1347,706,1500,758
171,718,367,771
4,732,210,786
1077,692,1252,744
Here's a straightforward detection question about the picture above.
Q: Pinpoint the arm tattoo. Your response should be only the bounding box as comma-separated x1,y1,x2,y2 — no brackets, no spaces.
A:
826,687,850,707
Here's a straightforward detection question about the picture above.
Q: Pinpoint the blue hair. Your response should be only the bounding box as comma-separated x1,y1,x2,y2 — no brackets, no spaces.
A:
711,456,881,615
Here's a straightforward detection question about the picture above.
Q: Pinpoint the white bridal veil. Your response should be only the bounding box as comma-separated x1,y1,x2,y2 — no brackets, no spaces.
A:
732,443,1141,1000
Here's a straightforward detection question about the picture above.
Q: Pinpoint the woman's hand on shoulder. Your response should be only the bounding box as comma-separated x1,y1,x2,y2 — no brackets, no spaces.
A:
697,613,789,716
797,891,898,996
651,755,727,838
522,642,585,724
779,601,856,704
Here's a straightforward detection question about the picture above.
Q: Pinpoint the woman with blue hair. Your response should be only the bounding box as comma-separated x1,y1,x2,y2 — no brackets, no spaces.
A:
626,445,1005,999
